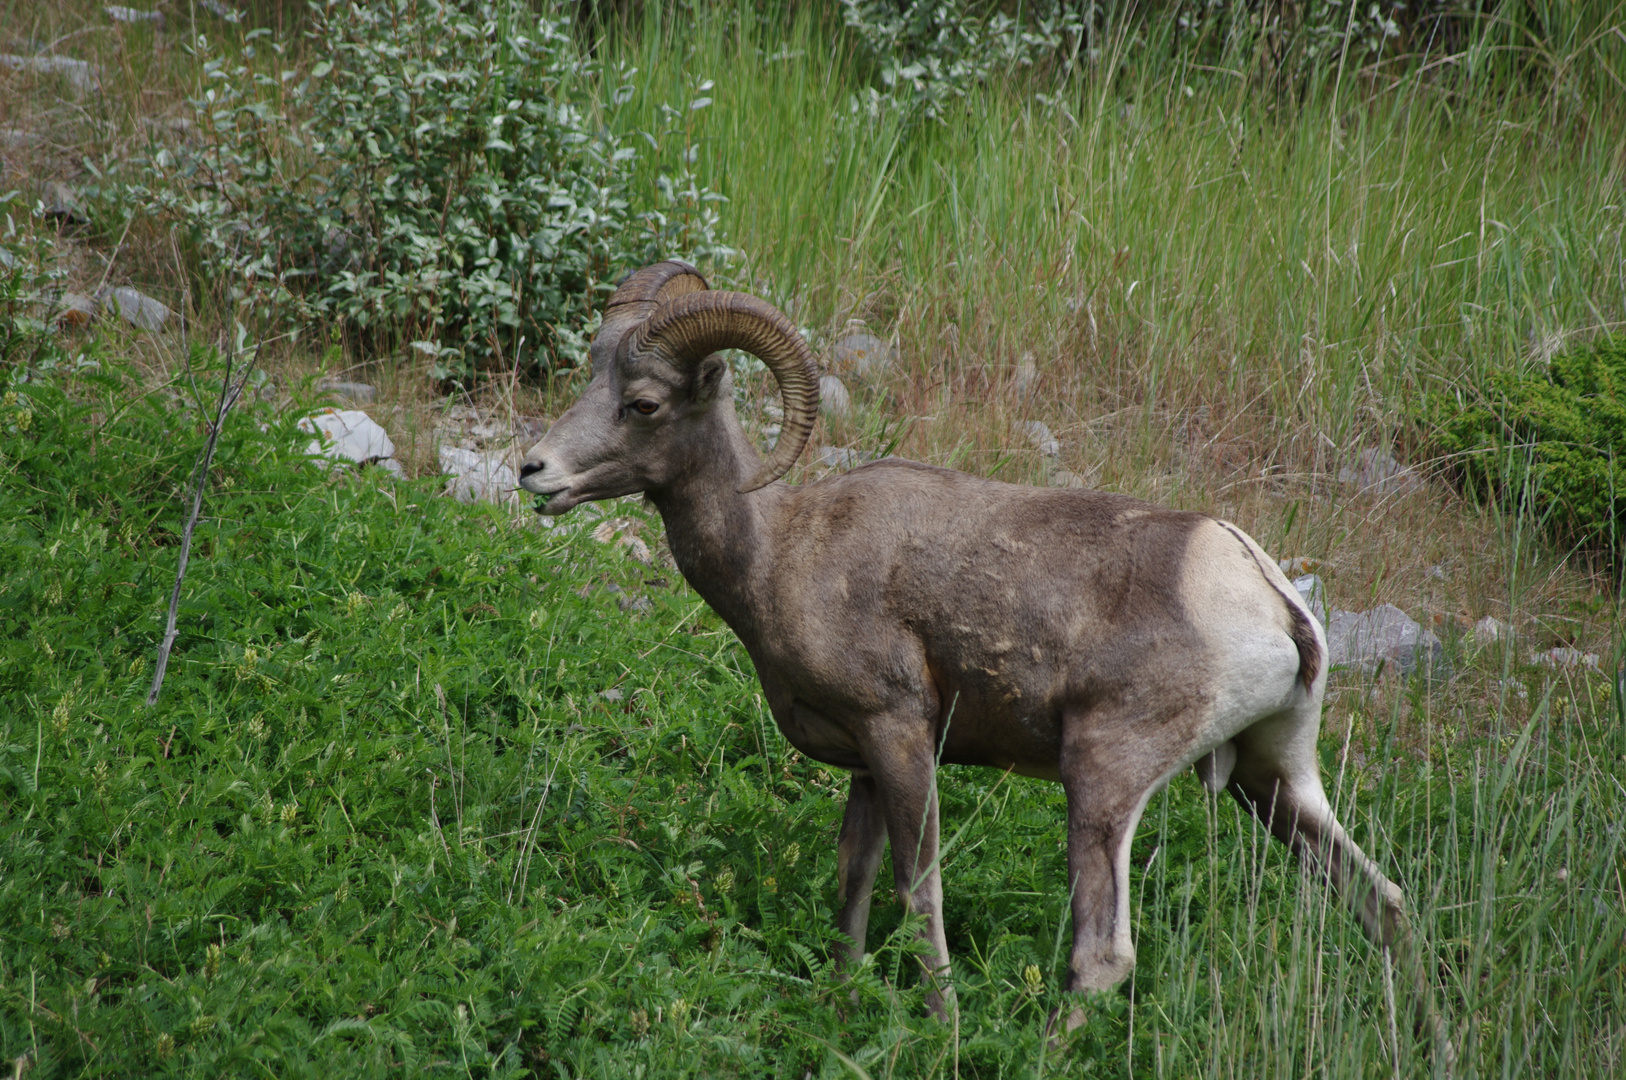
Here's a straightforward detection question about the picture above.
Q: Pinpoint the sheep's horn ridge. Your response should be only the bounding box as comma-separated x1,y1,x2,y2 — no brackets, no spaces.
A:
627,290,819,493
590,260,710,374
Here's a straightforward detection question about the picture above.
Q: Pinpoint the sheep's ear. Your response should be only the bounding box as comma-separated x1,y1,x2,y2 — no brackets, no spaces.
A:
692,353,727,404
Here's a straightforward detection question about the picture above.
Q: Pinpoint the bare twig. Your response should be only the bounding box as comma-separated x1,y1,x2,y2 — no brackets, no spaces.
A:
146,331,261,707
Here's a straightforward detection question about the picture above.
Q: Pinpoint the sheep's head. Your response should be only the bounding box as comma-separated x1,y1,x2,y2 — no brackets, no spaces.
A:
519,261,818,514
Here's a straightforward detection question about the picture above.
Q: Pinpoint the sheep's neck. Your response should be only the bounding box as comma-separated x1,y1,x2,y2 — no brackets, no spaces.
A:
646,404,775,637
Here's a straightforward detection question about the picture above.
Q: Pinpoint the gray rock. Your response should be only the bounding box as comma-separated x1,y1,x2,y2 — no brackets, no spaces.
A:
1326,604,1443,676
815,446,876,470
1471,616,1510,644
1292,573,1328,627
105,5,164,26
1013,352,1039,400
373,457,406,480
514,415,550,444
1048,469,1086,489
438,446,516,504
1277,556,1320,578
1425,563,1449,581
55,292,97,329
43,181,87,225
618,595,653,614
818,374,851,418
1533,647,1601,673
97,285,172,331
833,330,895,378
0,127,39,150
300,409,396,465
1338,447,1421,494
0,54,99,94
198,0,242,21
1023,420,1060,458
316,379,376,405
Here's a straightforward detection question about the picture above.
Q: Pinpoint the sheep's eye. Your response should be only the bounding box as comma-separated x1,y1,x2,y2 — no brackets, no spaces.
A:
630,399,659,416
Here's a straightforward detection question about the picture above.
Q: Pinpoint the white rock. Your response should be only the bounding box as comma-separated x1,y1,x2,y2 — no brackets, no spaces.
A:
198,0,242,21
373,457,405,480
591,519,652,564
55,292,97,329
1338,447,1421,494
816,446,874,470
1326,603,1443,676
97,285,172,331
105,5,164,26
0,127,40,150
1013,352,1039,400
1471,616,1510,644
299,409,395,465
1049,469,1086,489
832,330,895,377
1292,573,1328,627
818,374,851,417
1533,647,1601,673
1023,420,1060,458
0,54,100,94
438,446,516,504
43,181,87,224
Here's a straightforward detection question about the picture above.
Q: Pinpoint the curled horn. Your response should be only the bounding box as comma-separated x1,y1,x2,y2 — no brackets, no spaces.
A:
627,291,819,493
589,260,709,372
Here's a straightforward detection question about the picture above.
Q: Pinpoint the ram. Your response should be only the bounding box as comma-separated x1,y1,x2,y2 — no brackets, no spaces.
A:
520,261,1434,1037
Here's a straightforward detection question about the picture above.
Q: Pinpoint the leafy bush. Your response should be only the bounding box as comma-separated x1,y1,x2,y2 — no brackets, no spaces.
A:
130,0,728,379
1427,336,1626,559
836,1,1596,124
0,195,72,374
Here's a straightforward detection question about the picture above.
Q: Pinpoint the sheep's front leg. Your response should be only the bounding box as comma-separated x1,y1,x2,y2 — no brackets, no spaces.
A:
1054,708,1164,1033
867,730,954,1017
835,770,888,970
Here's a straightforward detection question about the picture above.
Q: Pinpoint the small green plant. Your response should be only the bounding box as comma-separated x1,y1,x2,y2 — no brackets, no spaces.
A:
129,0,728,381
1427,336,1626,562
0,193,72,375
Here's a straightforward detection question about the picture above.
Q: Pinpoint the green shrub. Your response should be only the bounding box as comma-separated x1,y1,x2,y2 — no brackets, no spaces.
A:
0,194,72,374
1428,335,1626,559
128,0,728,380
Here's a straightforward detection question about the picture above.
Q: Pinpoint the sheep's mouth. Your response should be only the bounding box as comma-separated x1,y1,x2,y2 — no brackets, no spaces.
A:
532,488,571,514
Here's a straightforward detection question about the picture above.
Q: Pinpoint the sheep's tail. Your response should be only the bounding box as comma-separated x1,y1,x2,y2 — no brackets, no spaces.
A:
1217,521,1322,692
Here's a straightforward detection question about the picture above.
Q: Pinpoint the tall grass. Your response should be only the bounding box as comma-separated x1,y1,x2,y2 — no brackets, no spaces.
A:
612,6,1625,500
3,2,1624,1076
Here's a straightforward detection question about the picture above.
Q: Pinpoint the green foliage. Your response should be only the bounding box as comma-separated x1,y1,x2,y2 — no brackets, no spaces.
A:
0,195,72,374
836,1,1626,124
128,0,727,380
3,357,1623,1075
1427,336,1626,560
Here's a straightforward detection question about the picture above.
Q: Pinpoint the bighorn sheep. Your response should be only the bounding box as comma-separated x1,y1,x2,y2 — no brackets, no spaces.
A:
519,261,1429,1032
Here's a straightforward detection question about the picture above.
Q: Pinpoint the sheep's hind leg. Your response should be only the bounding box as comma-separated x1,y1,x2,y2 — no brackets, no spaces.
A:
1228,704,1452,1069
834,770,887,972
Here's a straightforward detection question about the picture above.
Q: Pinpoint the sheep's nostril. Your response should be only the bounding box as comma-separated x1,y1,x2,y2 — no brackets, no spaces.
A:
519,460,544,479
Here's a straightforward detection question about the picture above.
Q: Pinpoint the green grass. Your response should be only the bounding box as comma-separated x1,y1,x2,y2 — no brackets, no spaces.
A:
2,352,1623,1078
